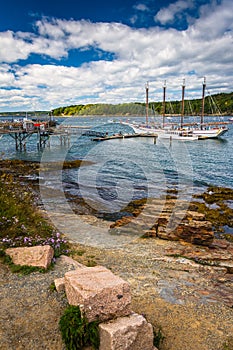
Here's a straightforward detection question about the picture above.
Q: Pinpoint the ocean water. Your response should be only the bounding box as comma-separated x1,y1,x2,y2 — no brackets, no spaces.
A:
0,115,233,214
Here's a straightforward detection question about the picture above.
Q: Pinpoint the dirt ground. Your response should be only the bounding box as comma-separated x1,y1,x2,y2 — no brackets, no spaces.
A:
1,236,233,350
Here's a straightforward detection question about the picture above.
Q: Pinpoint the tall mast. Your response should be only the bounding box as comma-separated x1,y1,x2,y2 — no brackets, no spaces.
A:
145,81,149,126
181,78,185,128
201,77,206,129
162,80,166,128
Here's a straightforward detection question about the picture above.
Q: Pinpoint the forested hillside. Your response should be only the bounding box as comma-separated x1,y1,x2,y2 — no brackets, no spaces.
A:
52,92,233,116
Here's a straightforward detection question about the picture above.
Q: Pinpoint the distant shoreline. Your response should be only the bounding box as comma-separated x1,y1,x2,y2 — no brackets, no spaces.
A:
1,114,233,119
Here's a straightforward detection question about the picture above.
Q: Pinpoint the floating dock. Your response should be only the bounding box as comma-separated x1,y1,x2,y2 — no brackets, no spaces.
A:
91,133,158,142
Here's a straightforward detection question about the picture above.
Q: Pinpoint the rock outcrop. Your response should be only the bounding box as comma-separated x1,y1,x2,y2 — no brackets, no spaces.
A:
110,199,214,246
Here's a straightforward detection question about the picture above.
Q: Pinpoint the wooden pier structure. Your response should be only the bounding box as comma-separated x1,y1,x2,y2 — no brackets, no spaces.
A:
0,120,58,151
0,120,158,151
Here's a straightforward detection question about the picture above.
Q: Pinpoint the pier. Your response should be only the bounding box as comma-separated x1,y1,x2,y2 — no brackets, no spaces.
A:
0,120,158,150
0,120,56,151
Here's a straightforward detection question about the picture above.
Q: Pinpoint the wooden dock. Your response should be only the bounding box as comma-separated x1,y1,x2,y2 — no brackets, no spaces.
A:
0,120,158,151
91,133,158,142
0,120,56,151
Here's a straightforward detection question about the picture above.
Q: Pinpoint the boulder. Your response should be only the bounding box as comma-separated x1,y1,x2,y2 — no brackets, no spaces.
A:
99,313,156,350
64,266,131,322
5,245,54,269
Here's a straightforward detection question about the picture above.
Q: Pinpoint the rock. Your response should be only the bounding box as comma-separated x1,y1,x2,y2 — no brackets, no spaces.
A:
157,225,179,241
57,255,86,269
5,245,54,269
209,239,230,249
99,313,155,350
186,211,205,221
175,220,214,246
64,266,131,322
54,277,65,292
111,197,215,247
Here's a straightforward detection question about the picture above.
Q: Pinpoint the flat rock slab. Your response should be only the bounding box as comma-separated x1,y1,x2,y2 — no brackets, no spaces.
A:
99,313,156,350
5,245,54,269
64,266,131,322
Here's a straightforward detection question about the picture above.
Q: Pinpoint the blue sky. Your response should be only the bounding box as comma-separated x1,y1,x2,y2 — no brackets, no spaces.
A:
0,0,232,111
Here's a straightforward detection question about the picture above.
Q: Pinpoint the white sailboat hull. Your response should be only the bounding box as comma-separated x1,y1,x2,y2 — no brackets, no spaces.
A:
122,122,198,141
192,127,228,139
157,130,198,141
122,121,229,140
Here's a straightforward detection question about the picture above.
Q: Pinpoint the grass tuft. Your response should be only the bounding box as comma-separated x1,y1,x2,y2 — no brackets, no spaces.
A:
59,305,99,350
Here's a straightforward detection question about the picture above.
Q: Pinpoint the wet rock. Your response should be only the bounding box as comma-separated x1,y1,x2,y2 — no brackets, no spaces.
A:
174,220,214,246
111,198,215,246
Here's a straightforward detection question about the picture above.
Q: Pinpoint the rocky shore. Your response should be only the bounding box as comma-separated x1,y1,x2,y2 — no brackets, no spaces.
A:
0,159,233,350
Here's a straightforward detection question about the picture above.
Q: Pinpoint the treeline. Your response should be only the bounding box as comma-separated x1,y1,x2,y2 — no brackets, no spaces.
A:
51,91,233,116
0,111,49,117
52,103,146,116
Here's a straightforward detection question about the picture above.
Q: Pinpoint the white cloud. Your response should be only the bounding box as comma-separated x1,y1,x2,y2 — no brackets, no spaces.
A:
0,31,33,63
134,3,149,12
154,0,194,25
189,0,233,39
0,0,233,111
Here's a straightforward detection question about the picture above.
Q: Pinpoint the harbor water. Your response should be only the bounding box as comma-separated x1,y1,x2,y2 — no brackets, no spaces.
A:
0,116,233,215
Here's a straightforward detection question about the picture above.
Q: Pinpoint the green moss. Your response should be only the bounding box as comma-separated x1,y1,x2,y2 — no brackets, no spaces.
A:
121,198,147,216
75,249,86,256
222,234,233,242
59,305,99,350
202,186,233,204
86,259,97,267
153,326,165,349
191,186,233,239
49,281,56,292
222,336,233,350
0,173,53,240
0,171,70,257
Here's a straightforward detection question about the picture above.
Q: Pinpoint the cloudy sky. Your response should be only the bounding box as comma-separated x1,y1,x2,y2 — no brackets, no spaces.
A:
0,0,232,112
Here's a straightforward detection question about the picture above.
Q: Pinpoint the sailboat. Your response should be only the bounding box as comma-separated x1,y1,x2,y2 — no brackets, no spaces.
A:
123,81,198,141
191,78,228,139
123,79,229,140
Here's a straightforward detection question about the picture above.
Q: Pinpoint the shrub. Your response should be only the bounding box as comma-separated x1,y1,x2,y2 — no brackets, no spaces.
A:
153,326,165,349
59,305,99,350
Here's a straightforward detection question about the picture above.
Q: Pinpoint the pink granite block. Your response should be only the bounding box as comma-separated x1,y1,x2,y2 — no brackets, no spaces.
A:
5,245,54,269
64,266,131,322
99,313,155,350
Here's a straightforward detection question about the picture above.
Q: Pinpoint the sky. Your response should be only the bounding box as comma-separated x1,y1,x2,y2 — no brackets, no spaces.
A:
0,0,232,112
